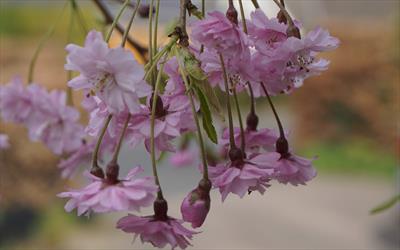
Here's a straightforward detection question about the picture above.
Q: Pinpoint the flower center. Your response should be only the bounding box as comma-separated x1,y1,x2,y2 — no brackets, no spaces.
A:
150,95,168,119
294,53,314,73
90,72,114,94
230,74,241,86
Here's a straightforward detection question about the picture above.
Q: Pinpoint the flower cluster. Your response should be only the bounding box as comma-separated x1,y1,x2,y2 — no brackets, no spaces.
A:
192,9,339,96
0,1,338,249
188,7,337,202
0,77,84,155
58,166,158,215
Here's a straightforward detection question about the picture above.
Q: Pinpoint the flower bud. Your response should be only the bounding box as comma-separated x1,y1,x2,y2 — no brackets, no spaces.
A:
106,161,119,184
181,179,211,228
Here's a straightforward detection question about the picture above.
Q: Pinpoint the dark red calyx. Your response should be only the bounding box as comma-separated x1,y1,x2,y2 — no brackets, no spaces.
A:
276,136,290,158
150,95,167,118
277,10,288,24
197,178,212,199
90,166,105,179
246,112,259,131
153,198,168,221
286,25,301,39
105,161,119,184
226,6,238,25
228,147,245,167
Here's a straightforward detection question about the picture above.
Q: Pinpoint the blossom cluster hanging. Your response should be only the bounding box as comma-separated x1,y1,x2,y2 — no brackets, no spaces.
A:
0,0,339,249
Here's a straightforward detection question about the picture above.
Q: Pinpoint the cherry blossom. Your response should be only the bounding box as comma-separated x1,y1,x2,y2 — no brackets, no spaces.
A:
117,213,196,249
209,152,280,201
58,166,157,215
65,30,151,114
273,153,317,186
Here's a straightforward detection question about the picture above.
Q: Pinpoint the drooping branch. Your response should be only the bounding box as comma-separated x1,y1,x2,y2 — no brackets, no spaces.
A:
92,0,148,61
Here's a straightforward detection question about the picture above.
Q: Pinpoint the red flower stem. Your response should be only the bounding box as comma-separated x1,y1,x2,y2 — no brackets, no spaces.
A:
260,82,285,138
92,114,113,169
219,54,237,149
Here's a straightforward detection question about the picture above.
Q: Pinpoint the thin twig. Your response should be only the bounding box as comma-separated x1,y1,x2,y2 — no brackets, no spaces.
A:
121,0,141,47
251,0,260,9
260,82,285,138
219,54,236,149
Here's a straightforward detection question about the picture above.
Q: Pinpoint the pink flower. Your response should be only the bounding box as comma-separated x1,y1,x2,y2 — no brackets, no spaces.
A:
197,48,249,92
58,166,158,215
209,152,280,201
248,10,287,56
0,134,10,149
163,57,186,97
220,127,279,154
189,11,252,92
181,179,211,228
273,153,317,186
127,94,194,155
191,11,248,60
117,214,196,249
245,11,339,96
248,52,287,96
84,95,111,137
65,30,151,114
57,139,95,179
81,95,121,150
0,77,85,155
270,27,339,94
27,89,85,155
0,77,35,123
169,148,196,168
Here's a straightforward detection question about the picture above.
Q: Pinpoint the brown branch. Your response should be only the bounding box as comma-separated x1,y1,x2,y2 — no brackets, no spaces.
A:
92,0,148,62
178,0,189,46
251,0,260,9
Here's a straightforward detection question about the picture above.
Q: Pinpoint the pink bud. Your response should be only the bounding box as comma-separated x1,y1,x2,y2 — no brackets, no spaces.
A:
181,180,211,228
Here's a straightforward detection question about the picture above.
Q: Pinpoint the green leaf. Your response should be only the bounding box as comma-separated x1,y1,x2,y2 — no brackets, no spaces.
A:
370,194,400,214
189,10,203,20
192,85,218,144
193,77,225,122
187,3,204,20
174,46,224,121
181,47,207,81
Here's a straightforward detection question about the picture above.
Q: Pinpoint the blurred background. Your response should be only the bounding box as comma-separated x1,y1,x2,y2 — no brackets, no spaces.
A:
0,0,399,249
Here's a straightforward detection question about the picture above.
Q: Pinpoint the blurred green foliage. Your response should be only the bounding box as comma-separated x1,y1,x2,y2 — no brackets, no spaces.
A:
0,4,97,40
301,140,398,178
